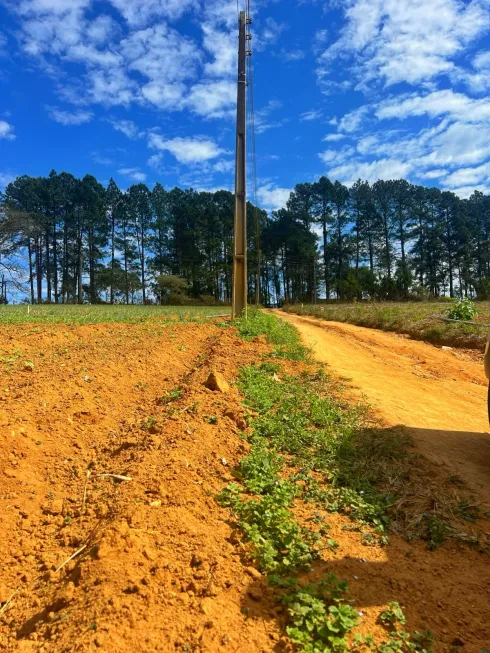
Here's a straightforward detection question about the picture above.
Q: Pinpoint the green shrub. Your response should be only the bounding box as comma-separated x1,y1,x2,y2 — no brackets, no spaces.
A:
445,298,478,321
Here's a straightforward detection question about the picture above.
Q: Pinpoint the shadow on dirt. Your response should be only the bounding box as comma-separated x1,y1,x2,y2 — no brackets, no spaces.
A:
235,424,490,649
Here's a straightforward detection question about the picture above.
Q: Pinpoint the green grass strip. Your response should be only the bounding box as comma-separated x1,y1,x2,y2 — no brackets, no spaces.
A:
218,311,434,652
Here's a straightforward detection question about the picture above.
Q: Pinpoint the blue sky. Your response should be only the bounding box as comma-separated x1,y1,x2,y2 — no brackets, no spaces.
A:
1,0,490,211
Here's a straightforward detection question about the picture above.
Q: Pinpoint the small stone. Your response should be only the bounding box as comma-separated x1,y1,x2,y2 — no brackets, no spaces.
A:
143,548,156,562
150,500,162,508
23,362,35,372
244,566,262,580
0,584,12,604
204,371,230,393
43,499,64,516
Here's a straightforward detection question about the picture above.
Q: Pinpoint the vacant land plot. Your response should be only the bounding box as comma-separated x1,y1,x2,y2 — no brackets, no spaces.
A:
0,309,489,651
283,302,490,349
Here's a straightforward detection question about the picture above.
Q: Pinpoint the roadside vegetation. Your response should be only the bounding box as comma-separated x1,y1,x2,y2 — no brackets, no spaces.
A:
282,301,489,350
218,310,484,651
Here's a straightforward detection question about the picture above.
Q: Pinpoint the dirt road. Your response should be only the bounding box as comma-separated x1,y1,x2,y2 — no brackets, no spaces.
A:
277,311,490,503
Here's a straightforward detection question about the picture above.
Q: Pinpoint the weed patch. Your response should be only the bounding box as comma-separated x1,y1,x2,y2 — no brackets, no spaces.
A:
220,311,436,651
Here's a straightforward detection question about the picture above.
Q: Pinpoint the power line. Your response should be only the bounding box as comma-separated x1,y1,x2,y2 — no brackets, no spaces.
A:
245,0,260,307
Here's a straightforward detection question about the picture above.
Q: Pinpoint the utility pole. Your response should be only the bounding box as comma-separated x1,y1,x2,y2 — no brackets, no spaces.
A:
232,10,247,319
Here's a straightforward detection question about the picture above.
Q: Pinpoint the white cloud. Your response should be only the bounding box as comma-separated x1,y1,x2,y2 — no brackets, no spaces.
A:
148,134,224,164
255,100,286,134
323,133,346,142
47,107,93,125
109,118,142,139
148,153,164,170
300,109,323,122
186,80,236,119
473,50,490,70
443,162,490,188
376,89,490,122
202,24,236,77
444,184,490,199
257,183,292,211
256,17,287,51
108,0,198,27
319,146,355,165
213,159,235,174
121,25,199,85
318,149,338,164
3,0,241,122
283,49,305,62
92,153,113,165
83,68,136,107
418,121,490,167
318,0,490,90
85,14,118,45
327,158,412,186
118,167,147,182
338,106,369,133
0,121,15,140
417,169,448,180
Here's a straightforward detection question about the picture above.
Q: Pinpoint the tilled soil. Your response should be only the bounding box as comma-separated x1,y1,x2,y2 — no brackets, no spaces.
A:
0,319,489,651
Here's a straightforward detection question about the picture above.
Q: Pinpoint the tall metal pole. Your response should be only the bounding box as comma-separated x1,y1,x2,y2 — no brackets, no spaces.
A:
232,10,247,319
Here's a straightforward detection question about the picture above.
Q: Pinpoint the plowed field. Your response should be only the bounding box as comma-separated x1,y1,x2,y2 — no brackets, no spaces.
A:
1,316,489,652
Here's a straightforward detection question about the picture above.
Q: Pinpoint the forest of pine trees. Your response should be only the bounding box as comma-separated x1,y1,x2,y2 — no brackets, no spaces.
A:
1,170,490,304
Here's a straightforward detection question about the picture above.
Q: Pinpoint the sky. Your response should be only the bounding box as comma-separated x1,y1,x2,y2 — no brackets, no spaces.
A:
1,0,490,211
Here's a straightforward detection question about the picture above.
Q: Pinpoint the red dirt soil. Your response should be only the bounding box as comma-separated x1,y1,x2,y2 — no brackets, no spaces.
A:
0,319,489,651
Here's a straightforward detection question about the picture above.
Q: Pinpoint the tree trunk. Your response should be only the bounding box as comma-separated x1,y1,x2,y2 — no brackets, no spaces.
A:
45,229,51,302
337,209,343,300
110,214,115,304
77,230,83,304
322,220,329,299
36,238,42,303
28,240,35,304
53,219,59,303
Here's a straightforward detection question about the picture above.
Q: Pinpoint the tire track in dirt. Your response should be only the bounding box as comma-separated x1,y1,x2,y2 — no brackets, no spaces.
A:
275,311,490,504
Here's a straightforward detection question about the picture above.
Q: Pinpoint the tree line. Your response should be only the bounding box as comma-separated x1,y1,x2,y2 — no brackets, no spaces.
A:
0,170,489,304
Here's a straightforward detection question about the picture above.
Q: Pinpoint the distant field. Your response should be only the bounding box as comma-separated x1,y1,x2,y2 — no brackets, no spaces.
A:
282,302,490,350
0,304,229,325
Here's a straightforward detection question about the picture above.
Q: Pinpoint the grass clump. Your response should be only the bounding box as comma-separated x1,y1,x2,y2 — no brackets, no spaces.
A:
235,309,310,361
